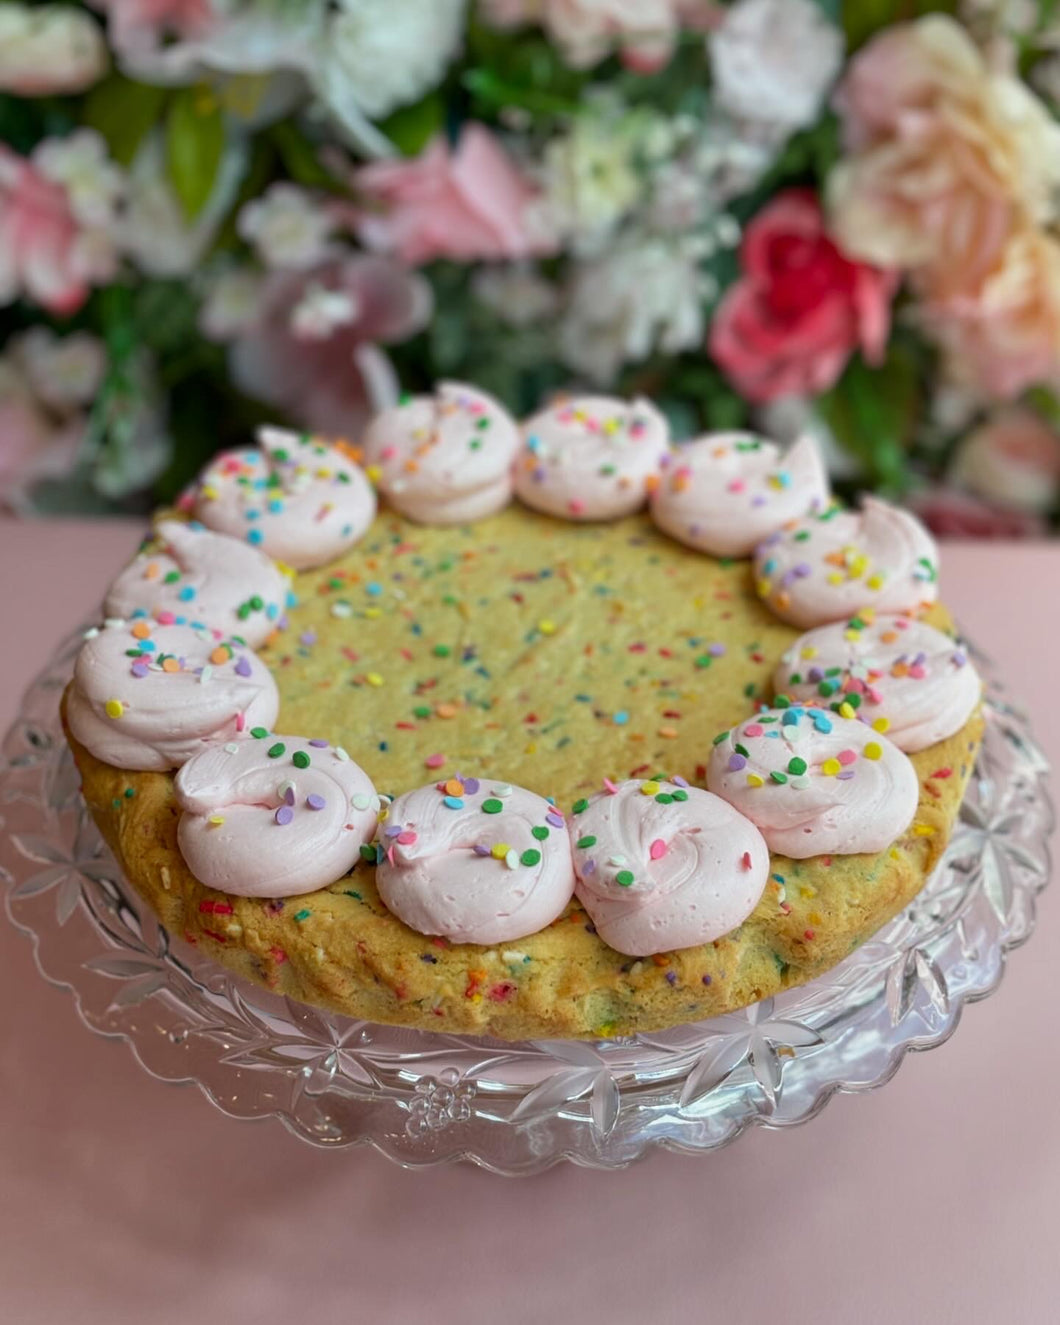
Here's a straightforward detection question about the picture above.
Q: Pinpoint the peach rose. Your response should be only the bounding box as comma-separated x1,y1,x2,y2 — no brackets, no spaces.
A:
948,406,1060,514
829,15,1060,297
354,126,554,267
923,226,1060,400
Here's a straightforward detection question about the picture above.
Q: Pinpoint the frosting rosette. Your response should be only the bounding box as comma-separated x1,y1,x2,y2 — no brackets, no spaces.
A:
361,380,519,524
754,497,939,628
67,622,279,772
650,433,830,558
513,395,671,521
374,776,576,944
706,705,919,858
569,778,769,957
105,520,288,650
175,734,381,897
193,428,376,570
773,614,981,753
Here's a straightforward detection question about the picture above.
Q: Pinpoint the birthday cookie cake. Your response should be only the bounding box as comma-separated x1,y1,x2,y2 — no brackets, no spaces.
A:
63,387,983,1040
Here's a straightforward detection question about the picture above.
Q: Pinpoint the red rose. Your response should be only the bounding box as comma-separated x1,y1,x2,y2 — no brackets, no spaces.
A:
709,188,897,403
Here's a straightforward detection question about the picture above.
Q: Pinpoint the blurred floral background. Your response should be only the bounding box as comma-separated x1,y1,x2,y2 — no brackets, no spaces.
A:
3,0,1060,535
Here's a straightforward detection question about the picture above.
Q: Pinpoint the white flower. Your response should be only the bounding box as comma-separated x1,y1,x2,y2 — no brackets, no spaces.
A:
471,265,560,327
559,237,713,383
237,183,336,270
9,328,105,413
480,0,685,71
0,4,108,95
118,132,245,278
317,0,466,120
289,283,359,341
709,0,843,133
541,106,650,251
34,129,124,229
199,267,265,341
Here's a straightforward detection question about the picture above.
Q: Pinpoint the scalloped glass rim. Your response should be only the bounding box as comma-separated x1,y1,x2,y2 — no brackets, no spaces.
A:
0,626,1051,1175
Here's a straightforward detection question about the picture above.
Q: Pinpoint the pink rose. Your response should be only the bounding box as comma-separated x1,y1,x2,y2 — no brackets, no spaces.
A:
908,487,1046,540
229,255,432,437
0,144,117,316
708,189,897,403
948,406,1060,514
354,126,554,267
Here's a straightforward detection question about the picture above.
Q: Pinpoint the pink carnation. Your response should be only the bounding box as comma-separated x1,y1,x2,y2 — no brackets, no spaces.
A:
229,255,432,437
708,189,897,403
354,126,554,267
0,145,116,316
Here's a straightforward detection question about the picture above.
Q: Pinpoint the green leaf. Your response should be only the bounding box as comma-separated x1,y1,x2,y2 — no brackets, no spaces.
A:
843,1,958,52
269,119,343,190
166,86,226,221
378,93,445,157
817,345,921,494
83,74,168,167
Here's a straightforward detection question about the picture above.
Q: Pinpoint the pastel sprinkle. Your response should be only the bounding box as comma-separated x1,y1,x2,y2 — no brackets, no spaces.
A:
649,839,667,861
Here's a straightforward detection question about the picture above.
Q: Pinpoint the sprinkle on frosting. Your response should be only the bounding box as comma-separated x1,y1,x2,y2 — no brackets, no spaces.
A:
706,706,919,857
570,778,769,956
361,381,520,525
374,777,575,945
513,395,671,521
651,432,829,558
774,614,982,753
193,428,376,570
753,496,939,629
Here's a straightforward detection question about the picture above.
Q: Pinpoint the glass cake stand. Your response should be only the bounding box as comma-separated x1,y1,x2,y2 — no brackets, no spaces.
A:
0,628,1051,1175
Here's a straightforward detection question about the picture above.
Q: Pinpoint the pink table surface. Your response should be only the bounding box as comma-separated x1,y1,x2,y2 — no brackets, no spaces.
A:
0,517,1056,1325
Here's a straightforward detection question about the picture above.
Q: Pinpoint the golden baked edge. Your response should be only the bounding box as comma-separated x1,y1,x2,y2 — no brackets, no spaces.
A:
63,692,984,1041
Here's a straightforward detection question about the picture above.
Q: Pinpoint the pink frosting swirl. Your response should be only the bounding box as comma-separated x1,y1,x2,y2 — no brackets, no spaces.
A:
570,778,769,957
706,706,919,858
374,776,575,945
754,497,939,628
67,622,279,772
650,432,830,558
105,520,288,650
192,428,376,570
361,380,519,524
773,615,981,753
513,395,671,521
175,735,381,897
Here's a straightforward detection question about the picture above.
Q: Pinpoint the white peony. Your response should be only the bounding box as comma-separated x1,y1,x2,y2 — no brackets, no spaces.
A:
709,0,843,133
559,237,713,383
10,328,106,413
199,267,265,341
34,129,124,229
0,4,108,95
541,106,652,251
237,183,336,270
321,0,465,118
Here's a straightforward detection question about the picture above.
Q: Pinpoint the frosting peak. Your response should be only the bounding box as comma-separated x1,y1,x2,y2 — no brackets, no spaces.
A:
754,496,939,628
651,432,830,558
514,394,671,521
706,705,919,858
67,621,279,771
192,429,376,570
375,776,576,944
104,520,288,649
362,380,519,524
570,778,769,956
175,734,380,896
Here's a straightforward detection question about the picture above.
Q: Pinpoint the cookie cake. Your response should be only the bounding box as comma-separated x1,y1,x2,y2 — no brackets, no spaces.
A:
63,384,984,1040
